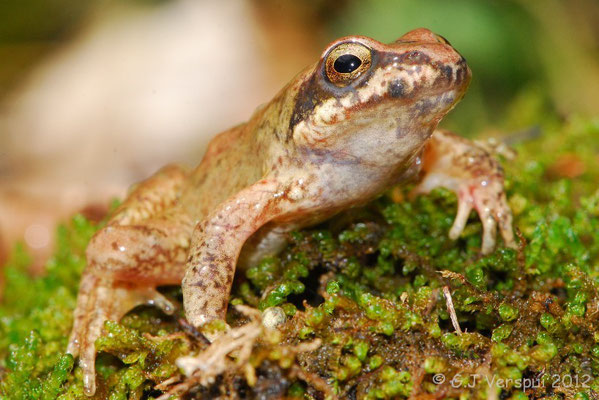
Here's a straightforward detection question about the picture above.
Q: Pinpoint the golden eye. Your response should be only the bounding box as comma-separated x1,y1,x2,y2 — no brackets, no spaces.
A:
325,42,372,87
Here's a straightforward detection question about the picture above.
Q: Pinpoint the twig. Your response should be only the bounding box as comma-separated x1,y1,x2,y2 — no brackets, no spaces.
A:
157,306,262,399
291,365,337,400
442,286,462,334
156,306,325,399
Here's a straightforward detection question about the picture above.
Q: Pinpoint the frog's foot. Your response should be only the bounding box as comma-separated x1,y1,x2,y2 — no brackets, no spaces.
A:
413,173,515,254
414,130,517,254
67,275,175,396
449,179,514,254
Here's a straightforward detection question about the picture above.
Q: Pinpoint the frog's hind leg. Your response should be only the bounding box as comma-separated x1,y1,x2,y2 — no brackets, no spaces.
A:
68,215,193,396
67,165,193,396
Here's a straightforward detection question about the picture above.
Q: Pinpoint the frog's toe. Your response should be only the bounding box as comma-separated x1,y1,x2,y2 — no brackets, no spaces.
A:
479,209,497,255
470,182,515,254
69,278,178,396
447,179,516,254
77,283,113,396
67,273,98,357
496,195,517,250
79,305,107,396
67,274,106,395
449,189,474,240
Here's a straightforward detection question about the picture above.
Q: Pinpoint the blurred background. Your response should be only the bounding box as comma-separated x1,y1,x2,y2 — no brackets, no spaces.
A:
0,0,598,268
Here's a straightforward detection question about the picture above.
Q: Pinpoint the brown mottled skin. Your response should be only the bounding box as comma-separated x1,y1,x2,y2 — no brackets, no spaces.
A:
67,28,515,395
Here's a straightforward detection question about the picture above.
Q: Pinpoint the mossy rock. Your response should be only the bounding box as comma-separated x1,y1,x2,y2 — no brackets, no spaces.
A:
1,116,598,399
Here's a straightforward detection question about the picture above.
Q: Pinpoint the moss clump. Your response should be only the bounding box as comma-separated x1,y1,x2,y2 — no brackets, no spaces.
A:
1,116,599,399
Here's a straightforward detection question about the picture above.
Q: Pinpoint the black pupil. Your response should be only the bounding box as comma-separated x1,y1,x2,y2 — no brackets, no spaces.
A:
333,54,362,74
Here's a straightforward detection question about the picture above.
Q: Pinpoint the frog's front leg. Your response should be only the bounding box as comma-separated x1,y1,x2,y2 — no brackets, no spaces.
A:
182,179,291,328
413,129,516,254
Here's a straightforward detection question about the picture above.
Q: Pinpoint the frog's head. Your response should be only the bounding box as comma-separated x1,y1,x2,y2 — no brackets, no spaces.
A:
288,28,471,165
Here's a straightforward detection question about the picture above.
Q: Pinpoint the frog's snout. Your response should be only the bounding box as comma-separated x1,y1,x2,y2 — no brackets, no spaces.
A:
392,28,471,87
397,28,445,44
396,28,455,49
395,28,460,49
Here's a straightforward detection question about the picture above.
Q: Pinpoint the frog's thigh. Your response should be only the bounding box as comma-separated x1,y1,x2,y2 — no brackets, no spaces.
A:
238,224,289,269
110,164,189,226
86,217,190,283
72,216,191,356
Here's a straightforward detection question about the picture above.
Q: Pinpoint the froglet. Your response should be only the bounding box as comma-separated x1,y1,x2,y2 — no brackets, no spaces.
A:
67,28,515,395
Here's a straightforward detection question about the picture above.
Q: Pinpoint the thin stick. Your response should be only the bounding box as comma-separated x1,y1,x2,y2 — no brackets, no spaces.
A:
443,286,462,334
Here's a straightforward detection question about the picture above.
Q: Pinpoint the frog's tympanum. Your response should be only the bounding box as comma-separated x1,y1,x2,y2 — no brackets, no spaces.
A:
67,28,515,395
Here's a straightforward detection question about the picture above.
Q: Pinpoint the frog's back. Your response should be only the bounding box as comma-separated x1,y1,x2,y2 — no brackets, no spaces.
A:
179,122,265,224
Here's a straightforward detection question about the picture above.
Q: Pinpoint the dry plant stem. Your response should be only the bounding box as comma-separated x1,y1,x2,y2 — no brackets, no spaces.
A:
440,269,497,305
157,306,262,399
153,376,181,391
290,364,337,400
157,305,325,399
176,305,262,380
443,285,462,334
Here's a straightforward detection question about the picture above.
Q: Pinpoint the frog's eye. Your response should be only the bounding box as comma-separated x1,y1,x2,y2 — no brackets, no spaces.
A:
325,42,372,87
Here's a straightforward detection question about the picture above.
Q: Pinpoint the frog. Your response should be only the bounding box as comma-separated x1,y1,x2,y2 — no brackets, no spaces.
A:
67,28,515,395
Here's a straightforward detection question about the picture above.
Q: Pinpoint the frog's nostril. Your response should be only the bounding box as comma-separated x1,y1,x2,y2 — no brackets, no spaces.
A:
403,50,430,65
434,34,451,45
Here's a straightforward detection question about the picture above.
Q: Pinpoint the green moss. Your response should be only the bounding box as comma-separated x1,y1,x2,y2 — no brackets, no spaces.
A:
286,382,305,398
492,324,513,343
368,354,384,370
498,304,519,322
530,342,558,362
0,215,96,399
2,116,599,398
353,340,369,361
